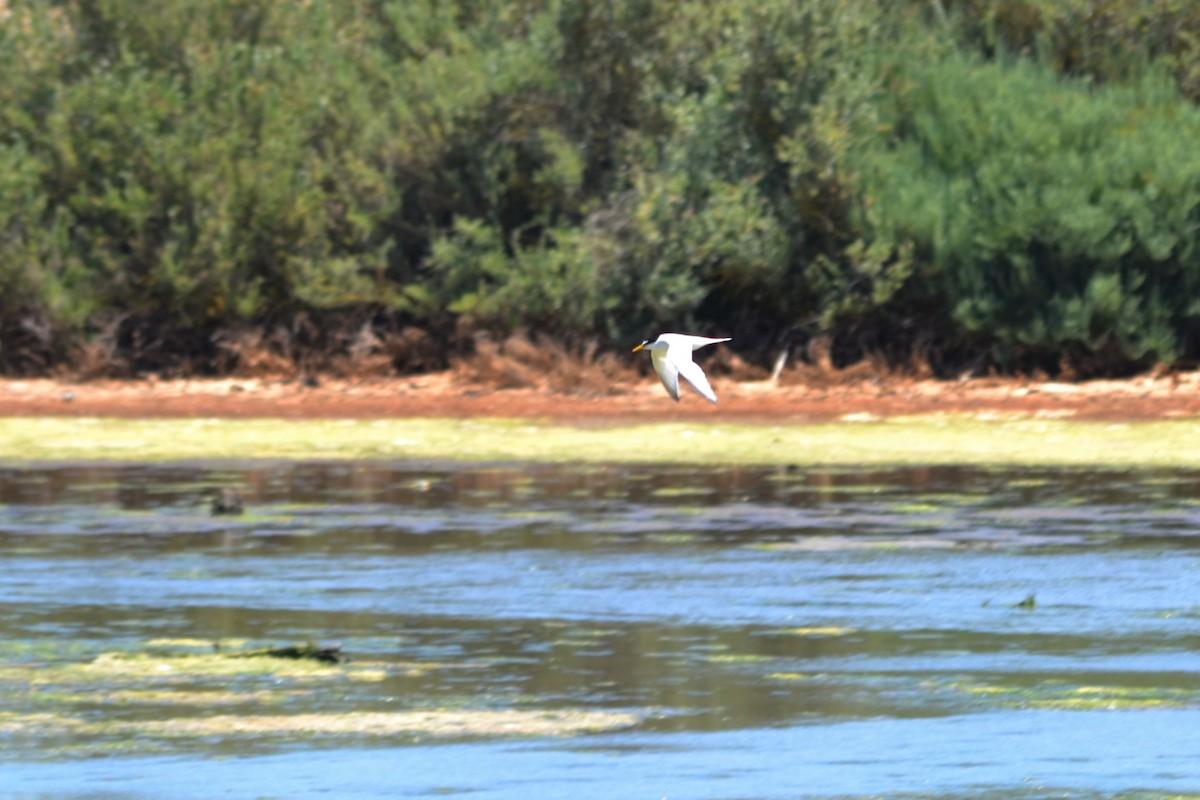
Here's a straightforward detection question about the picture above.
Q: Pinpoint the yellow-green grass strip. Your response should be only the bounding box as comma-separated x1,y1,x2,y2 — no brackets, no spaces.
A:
1,415,1198,467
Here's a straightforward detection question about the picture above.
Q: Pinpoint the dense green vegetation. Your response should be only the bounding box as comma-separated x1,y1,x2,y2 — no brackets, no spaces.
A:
2,0,1199,377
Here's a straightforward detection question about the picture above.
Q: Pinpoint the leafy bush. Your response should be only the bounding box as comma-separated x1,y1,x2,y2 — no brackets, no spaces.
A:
854,54,1200,372
3,0,1200,377
944,0,1200,102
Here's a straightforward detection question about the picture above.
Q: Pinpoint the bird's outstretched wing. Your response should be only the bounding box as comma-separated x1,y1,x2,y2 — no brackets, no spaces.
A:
652,352,681,401
676,358,718,404
664,338,720,404
684,336,732,352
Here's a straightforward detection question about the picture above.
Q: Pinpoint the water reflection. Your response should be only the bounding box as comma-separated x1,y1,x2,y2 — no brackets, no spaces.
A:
2,462,1199,797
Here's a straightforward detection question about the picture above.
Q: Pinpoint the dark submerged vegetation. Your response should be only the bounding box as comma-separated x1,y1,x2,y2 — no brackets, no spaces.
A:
2,0,1200,379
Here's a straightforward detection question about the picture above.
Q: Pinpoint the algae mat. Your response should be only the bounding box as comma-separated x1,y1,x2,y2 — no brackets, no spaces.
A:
0,645,640,757
1,415,1199,466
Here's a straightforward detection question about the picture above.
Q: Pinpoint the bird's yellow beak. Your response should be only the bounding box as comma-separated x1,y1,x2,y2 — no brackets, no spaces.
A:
631,342,647,353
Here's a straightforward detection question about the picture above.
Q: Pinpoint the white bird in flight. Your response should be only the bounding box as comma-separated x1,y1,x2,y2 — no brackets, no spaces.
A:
632,333,731,404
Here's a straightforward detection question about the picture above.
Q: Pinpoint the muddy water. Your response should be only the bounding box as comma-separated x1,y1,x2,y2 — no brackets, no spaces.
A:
2,462,1199,798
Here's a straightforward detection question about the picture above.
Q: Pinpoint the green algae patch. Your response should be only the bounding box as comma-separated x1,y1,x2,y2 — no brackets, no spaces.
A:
777,626,858,637
768,672,817,681
78,650,387,682
704,653,777,664
648,485,713,498
145,637,249,650
138,709,637,738
954,681,1200,711
0,647,390,694
753,535,963,552
0,709,640,742
1018,684,1199,711
2,415,1200,467
0,643,645,756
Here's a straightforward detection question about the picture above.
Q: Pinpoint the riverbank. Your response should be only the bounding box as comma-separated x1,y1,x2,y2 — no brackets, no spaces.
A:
1,370,1199,422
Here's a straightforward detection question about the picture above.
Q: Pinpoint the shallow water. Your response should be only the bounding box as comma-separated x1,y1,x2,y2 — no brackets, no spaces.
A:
2,462,1199,798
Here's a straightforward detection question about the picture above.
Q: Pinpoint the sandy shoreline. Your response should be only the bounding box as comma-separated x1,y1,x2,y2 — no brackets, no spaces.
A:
0,372,1198,423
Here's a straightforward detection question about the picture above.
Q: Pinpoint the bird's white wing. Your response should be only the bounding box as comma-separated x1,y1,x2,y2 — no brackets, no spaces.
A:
651,351,681,401
658,333,731,352
664,338,720,404
676,357,718,404
686,335,732,352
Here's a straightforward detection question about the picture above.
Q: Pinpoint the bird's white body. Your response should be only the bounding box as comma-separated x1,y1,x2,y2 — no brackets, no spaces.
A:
632,333,731,404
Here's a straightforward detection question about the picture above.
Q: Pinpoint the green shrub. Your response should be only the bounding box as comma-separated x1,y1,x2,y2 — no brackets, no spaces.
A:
855,54,1200,371
943,0,1200,102
3,0,1200,376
